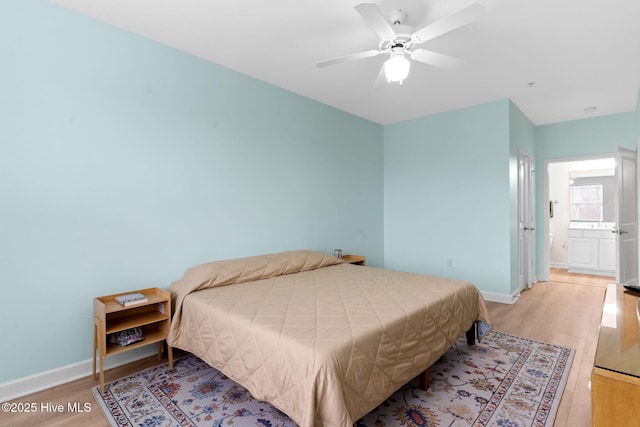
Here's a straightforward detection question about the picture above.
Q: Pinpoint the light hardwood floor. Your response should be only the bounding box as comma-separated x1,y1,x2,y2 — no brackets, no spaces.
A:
549,267,613,287
1,276,607,427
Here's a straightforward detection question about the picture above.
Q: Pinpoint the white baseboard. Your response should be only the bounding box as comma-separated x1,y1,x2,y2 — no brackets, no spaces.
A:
481,290,518,304
550,262,568,269
567,267,615,277
0,347,156,403
536,273,550,283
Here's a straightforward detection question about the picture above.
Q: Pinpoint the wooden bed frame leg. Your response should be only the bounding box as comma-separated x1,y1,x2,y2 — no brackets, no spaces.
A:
418,323,476,392
466,322,476,346
419,369,430,391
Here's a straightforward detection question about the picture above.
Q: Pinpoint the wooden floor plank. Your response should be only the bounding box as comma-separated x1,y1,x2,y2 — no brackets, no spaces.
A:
1,275,606,427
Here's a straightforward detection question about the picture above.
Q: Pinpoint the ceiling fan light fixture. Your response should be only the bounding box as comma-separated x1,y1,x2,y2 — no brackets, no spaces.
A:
384,48,410,84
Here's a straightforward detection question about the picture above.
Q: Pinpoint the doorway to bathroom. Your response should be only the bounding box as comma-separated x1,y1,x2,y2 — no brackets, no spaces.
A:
546,155,617,286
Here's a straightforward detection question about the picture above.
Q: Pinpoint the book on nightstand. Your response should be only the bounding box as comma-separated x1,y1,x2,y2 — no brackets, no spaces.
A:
115,292,149,307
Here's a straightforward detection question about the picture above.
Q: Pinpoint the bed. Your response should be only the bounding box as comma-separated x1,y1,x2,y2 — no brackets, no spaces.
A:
167,250,491,427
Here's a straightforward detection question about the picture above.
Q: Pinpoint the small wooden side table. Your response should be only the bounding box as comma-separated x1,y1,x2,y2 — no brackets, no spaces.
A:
342,254,366,266
93,287,174,393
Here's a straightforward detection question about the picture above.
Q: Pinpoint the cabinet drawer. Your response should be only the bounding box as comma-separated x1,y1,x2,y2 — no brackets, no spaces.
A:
583,229,614,239
568,229,583,238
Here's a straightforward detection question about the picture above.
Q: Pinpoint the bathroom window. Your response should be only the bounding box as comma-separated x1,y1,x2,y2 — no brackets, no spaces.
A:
570,184,603,221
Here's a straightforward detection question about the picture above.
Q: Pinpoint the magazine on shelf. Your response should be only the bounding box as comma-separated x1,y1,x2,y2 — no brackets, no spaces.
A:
115,292,148,307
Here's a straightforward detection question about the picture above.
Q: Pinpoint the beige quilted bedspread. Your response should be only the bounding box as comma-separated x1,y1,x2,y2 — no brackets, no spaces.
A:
168,250,491,427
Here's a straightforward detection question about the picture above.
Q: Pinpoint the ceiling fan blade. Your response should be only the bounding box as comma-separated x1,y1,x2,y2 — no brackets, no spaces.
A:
316,49,382,68
355,3,396,40
412,3,486,44
411,49,464,69
373,63,388,89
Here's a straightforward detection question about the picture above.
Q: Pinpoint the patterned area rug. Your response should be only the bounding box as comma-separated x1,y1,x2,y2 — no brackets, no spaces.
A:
92,331,574,427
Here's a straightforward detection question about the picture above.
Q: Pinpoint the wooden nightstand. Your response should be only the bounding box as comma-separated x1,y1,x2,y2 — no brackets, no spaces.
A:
342,254,366,266
93,287,174,393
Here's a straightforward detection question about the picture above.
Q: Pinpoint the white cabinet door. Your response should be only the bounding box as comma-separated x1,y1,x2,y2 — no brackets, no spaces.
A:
599,239,617,272
568,238,599,270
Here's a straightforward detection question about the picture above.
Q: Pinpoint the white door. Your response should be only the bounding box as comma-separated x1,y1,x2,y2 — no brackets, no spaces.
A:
614,146,638,286
519,154,534,290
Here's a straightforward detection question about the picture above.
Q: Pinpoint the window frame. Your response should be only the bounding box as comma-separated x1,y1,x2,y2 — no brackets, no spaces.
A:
569,183,604,222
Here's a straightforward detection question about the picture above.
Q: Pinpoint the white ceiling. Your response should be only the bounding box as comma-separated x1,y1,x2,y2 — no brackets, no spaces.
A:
50,0,640,126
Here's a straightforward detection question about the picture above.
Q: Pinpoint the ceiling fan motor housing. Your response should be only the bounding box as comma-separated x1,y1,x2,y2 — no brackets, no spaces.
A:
379,10,414,53
389,9,407,25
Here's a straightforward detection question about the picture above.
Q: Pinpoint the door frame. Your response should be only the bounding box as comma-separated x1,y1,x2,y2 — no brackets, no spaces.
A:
542,153,619,282
518,153,534,291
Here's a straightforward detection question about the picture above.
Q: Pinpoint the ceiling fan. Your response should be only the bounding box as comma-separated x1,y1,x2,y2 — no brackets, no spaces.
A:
316,2,486,85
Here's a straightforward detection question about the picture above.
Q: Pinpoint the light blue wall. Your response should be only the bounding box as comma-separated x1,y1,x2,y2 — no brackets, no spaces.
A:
535,113,636,160
383,100,512,295
0,1,383,383
534,112,637,277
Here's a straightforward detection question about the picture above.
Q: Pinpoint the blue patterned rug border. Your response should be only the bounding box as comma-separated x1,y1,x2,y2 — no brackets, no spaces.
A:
473,346,532,426
474,335,575,427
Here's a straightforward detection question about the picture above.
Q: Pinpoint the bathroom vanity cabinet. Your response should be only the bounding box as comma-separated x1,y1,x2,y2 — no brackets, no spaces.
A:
567,228,616,275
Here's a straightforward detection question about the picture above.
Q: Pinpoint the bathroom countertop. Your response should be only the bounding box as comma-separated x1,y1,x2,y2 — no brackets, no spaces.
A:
568,222,615,230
